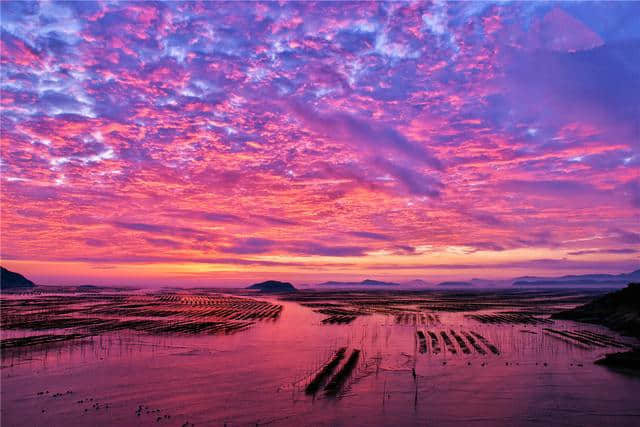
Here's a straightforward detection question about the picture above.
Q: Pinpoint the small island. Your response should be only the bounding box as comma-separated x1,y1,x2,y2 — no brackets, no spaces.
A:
247,280,297,293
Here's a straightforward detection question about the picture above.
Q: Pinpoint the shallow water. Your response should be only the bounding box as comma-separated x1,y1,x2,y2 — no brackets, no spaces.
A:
2,290,639,426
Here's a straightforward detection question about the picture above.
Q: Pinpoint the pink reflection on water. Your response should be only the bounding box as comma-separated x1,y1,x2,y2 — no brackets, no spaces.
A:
2,290,639,426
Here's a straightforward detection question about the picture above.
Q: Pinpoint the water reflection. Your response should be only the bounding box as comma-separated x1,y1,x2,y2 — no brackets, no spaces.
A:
2,289,639,426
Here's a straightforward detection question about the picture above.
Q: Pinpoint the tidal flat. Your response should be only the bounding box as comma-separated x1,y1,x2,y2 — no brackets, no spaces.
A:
2,288,639,426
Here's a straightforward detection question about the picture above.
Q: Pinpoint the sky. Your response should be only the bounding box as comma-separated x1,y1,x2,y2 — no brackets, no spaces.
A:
1,1,638,287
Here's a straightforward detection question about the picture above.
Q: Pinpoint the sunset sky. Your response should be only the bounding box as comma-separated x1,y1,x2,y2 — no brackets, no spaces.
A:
1,1,638,286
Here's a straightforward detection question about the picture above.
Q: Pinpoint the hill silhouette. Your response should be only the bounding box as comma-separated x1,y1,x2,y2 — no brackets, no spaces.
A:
552,282,640,337
1,267,36,290
247,280,296,292
553,283,640,371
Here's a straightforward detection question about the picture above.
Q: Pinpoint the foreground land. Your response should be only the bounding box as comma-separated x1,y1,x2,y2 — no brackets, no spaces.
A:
1,286,639,426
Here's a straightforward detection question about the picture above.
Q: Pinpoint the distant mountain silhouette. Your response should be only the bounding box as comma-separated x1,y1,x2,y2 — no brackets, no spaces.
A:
318,279,400,287
247,280,296,292
513,269,640,286
1,267,36,289
402,279,432,287
437,281,473,287
305,270,640,289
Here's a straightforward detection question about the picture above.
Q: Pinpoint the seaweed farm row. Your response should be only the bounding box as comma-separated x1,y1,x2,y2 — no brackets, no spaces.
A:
315,307,442,326
282,289,604,315
416,330,500,356
395,313,440,325
466,313,553,325
1,318,254,349
279,289,613,333
0,293,281,351
0,333,89,350
543,328,632,349
322,315,357,324
305,348,361,397
314,307,368,325
91,295,283,320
